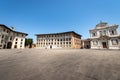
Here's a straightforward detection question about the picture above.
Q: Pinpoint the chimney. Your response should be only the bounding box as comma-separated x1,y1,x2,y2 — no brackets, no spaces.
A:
10,26,14,30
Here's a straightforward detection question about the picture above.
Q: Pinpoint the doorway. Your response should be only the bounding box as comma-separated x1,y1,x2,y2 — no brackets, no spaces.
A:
7,42,12,49
102,42,107,48
3,45,6,49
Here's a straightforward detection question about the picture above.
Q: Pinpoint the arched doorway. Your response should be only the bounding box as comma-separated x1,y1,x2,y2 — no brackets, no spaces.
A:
7,42,12,49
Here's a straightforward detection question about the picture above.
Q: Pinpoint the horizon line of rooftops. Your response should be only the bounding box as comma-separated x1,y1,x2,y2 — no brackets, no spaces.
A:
1,21,119,37
0,24,28,35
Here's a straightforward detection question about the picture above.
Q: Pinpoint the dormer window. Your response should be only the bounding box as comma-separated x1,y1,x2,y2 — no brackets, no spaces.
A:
92,32,96,37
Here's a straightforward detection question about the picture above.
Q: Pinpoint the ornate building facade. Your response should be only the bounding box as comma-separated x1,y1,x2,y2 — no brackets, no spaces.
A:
0,24,28,49
36,31,82,49
90,22,120,49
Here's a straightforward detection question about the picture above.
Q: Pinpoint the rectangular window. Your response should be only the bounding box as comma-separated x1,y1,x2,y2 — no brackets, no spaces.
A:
103,30,106,35
69,38,71,41
16,38,18,41
2,35,4,38
92,33,96,37
66,38,68,41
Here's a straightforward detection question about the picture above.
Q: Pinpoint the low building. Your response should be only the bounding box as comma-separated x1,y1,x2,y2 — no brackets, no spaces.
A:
0,24,28,49
82,38,91,49
36,31,82,49
89,22,120,49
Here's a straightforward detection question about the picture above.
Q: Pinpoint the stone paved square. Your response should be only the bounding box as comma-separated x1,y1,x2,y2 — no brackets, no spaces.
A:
0,49,120,80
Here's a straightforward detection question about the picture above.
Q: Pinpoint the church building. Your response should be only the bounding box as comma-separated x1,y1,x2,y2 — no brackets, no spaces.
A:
89,22,120,49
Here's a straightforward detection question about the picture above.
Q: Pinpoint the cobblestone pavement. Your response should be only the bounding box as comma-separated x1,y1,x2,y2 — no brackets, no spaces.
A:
0,49,120,80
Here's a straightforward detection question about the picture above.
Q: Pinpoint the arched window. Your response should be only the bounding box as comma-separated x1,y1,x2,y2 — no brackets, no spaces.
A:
93,41,98,45
111,39,118,45
109,29,116,35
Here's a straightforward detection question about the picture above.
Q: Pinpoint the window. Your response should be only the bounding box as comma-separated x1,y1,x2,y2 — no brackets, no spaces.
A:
111,39,118,45
16,33,19,36
10,36,12,40
22,34,24,36
2,35,4,38
0,45,2,47
92,33,96,37
109,29,116,35
3,29,5,32
15,42,17,44
66,38,68,41
21,39,23,41
63,38,65,41
69,42,71,44
7,30,9,33
69,38,71,41
66,42,68,44
103,30,106,35
93,41,98,45
99,31,102,36
16,38,18,41
1,40,3,43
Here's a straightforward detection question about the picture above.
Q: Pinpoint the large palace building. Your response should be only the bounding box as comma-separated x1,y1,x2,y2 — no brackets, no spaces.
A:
36,31,82,49
0,24,28,49
90,22,120,49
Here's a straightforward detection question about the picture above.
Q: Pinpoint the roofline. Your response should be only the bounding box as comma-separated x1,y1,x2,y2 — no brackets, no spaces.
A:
0,24,13,31
89,24,119,31
35,31,82,37
14,31,28,36
0,24,28,36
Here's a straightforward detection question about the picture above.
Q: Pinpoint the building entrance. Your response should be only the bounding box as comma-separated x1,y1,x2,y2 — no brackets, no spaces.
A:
102,42,107,48
7,42,12,49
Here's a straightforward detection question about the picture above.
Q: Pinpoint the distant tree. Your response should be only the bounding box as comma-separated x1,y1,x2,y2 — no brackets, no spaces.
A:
25,38,33,48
